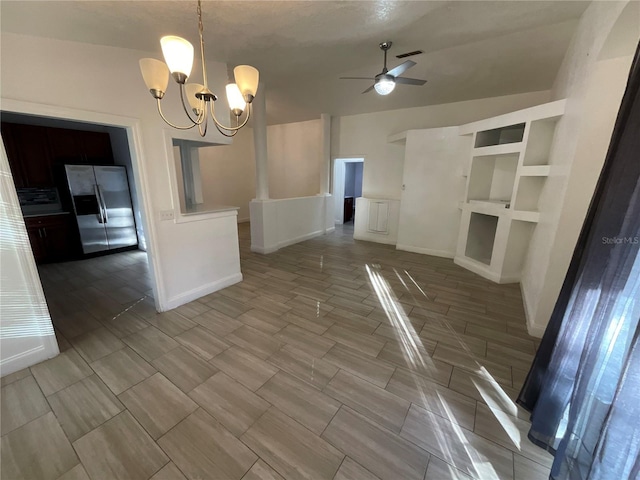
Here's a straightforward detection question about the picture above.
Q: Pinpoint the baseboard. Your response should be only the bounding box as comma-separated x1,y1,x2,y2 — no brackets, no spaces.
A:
237,217,250,224
521,283,546,338
454,256,502,283
353,233,397,246
277,229,325,249
251,228,332,255
251,244,279,254
162,272,243,310
0,342,58,377
453,256,520,284
396,244,455,258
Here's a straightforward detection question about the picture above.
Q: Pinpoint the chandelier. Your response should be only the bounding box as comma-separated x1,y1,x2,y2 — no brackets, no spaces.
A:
139,0,259,137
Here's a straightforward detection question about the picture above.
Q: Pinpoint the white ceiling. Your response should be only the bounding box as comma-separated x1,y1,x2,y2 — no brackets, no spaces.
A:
1,1,590,124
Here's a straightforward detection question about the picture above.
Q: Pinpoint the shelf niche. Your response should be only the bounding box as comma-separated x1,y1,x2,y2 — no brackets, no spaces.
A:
474,123,525,148
522,119,558,166
467,154,518,204
513,176,546,212
465,212,498,265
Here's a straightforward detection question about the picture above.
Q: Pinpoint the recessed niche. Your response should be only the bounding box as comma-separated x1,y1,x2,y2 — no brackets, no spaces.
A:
466,154,518,204
522,119,557,166
474,123,525,148
514,176,546,212
465,213,498,265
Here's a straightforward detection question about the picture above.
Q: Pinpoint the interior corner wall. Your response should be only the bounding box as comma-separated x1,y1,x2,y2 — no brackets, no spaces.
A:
197,127,256,222
0,32,240,314
520,0,639,336
330,90,551,203
267,119,323,199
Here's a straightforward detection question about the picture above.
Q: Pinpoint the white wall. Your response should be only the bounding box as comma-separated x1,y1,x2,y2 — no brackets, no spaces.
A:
268,119,323,199
521,1,639,335
0,32,242,314
354,197,401,245
0,141,59,376
250,195,334,254
397,127,472,258
198,127,256,222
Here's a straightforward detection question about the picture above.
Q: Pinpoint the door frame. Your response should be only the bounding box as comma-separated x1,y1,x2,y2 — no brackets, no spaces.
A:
0,99,163,307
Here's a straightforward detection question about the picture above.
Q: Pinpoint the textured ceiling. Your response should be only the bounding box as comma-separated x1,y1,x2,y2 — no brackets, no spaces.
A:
1,1,590,124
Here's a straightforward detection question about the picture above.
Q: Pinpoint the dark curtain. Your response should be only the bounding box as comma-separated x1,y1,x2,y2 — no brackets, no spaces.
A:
517,42,640,480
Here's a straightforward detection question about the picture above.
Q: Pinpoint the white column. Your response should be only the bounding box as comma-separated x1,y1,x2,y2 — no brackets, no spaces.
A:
320,113,331,195
252,83,269,200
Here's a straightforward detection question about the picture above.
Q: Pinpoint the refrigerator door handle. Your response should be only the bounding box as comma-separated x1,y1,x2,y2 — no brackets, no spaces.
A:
93,185,105,223
97,185,109,223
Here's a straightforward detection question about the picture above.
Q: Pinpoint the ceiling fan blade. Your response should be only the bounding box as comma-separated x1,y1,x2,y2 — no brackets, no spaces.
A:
395,77,427,86
361,85,375,94
386,60,416,78
340,77,375,80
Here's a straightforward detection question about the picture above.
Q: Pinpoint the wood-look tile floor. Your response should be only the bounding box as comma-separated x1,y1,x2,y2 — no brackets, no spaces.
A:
1,223,553,480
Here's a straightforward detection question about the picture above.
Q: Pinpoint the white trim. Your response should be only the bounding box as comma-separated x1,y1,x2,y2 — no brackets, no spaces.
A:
251,244,279,254
0,98,165,310
0,344,54,372
177,207,239,223
251,228,332,255
396,244,455,258
458,99,566,135
163,273,243,310
520,281,546,338
237,216,250,224
353,233,397,246
278,229,326,249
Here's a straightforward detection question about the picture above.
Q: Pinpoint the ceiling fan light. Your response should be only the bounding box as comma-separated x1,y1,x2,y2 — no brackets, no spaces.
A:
139,58,169,98
161,35,194,82
234,65,259,101
374,77,396,95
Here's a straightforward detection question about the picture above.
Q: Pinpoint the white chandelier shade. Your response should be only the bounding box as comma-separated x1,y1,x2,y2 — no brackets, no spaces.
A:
160,36,194,79
139,0,259,137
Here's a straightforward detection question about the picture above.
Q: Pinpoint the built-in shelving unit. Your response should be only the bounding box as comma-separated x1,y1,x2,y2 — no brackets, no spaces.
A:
454,100,565,283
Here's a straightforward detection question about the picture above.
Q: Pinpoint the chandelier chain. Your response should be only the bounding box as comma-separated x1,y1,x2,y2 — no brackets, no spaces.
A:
197,0,208,89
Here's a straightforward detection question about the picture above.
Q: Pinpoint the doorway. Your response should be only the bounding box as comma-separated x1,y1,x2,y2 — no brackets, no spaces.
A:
333,158,364,225
0,112,155,371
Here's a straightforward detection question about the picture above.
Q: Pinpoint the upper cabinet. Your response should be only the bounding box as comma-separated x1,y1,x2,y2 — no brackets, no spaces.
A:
1,123,54,187
48,127,113,165
1,122,114,189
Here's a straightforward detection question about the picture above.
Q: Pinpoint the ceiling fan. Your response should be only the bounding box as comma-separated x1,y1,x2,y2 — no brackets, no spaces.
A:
340,41,427,95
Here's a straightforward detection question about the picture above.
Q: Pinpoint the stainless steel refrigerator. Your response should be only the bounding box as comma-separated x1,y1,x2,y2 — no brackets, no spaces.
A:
65,165,138,254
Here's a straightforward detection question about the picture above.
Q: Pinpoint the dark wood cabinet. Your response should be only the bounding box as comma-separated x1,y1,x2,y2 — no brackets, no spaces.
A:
1,123,53,187
48,127,113,165
1,123,26,188
24,214,79,263
1,122,115,189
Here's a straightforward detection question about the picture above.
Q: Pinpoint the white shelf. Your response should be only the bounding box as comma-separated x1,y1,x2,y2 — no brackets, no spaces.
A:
472,143,523,157
459,100,566,136
512,210,540,223
456,99,565,283
520,165,551,176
